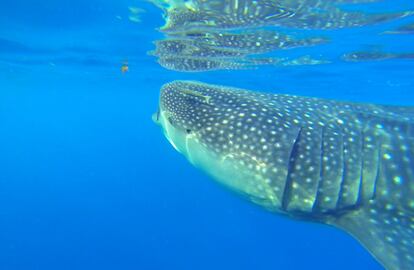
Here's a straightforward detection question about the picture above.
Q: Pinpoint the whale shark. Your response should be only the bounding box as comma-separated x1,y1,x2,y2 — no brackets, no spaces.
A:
153,80,414,270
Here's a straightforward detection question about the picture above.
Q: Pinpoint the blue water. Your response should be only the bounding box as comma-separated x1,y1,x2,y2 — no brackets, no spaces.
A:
0,1,413,269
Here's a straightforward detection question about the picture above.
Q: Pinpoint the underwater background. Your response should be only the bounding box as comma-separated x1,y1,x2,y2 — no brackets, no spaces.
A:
0,0,413,269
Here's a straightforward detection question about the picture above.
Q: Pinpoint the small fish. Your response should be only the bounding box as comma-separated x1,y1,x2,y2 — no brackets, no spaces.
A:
121,61,129,74
180,88,212,104
154,80,414,270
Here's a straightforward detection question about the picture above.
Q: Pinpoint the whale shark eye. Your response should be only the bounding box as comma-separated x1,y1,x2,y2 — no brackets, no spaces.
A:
168,117,174,125
186,129,192,134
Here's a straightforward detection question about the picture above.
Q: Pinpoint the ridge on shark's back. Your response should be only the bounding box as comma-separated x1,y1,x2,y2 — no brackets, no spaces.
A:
153,80,414,270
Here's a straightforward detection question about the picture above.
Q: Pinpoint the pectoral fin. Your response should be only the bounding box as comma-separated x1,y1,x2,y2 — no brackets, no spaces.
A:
331,202,414,270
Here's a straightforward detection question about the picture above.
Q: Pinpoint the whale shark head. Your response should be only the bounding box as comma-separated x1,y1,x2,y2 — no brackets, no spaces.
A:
154,80,302,211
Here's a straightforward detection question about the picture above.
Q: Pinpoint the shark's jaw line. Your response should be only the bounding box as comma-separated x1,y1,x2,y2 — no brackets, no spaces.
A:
157,107,283,211
158,110,194,162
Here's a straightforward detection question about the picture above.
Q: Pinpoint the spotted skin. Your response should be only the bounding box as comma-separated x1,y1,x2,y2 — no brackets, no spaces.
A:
161,0,294,32
168,30,327,54
159,0,412,32
154,81,414,270
149,31,328,71
157,55,247,72
150,39,247,58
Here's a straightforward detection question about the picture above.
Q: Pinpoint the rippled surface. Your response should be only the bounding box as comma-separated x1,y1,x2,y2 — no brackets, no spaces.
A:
148,0,414,71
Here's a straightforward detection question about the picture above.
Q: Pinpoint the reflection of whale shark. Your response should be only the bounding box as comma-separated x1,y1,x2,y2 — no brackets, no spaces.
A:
154,81,414,270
